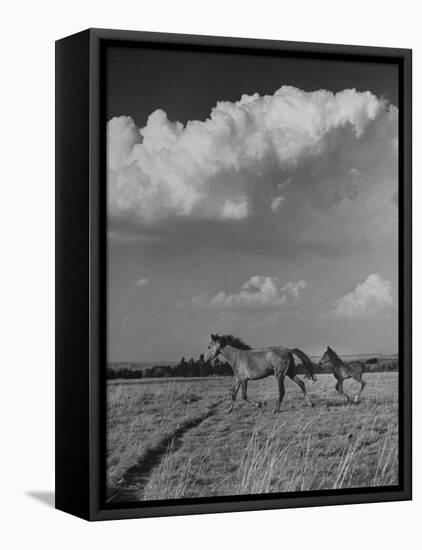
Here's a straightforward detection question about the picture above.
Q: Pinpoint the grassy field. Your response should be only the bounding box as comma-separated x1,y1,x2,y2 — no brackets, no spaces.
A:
106,372,398,502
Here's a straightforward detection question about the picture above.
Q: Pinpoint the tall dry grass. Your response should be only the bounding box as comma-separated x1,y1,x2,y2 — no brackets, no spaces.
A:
108,373,399,501
107,378,225,490
237,410,398,494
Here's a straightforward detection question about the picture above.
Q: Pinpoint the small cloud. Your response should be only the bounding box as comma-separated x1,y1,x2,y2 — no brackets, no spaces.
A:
349,168,362,178
277,177,292,190
281,280,307,299
221,200,248,220
327,273,394,319
134,277,149,288
270,196,285,212
186,275,306,310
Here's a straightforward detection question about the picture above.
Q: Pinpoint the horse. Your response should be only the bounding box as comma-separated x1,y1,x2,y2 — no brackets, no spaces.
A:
204,334,316,413
318,346,366,403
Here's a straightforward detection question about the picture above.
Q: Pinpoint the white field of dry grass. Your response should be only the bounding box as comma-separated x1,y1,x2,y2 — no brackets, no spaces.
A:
107,372,398,502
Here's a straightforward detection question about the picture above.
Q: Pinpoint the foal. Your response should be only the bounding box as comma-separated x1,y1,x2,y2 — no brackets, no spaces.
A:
319,346,366,403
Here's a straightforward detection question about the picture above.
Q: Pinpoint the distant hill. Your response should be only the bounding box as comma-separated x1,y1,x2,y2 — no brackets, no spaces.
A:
108,360,178,371
310,353,398,362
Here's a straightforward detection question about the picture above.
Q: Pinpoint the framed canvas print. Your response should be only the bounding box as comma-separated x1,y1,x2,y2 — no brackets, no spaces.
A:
55,28,412,521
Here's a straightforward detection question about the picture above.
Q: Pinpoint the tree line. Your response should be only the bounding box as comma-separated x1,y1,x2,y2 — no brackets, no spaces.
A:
107,355,232,380
107,355,398,380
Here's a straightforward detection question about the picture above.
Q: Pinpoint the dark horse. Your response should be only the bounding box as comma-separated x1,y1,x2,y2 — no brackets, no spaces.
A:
204,334,316,413
319,346,366,403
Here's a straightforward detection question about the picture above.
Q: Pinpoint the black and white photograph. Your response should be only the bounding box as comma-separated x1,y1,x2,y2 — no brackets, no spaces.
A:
2,0,420,543
106,43,403,504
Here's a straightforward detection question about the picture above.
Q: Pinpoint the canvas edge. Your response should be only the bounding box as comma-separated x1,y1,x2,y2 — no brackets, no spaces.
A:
55,28,412,522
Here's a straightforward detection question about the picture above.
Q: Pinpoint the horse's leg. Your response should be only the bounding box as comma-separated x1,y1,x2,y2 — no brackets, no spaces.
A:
274,375,286,413
241,379,262,408
335,379,351,403
353,375,366,403
227,377,242,413
288,374,314,408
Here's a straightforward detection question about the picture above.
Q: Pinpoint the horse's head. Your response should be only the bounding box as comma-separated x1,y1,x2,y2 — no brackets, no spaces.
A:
319,346,335,368
204,334,224,363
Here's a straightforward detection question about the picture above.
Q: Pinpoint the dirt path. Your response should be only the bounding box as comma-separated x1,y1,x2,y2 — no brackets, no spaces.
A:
107,400,225,503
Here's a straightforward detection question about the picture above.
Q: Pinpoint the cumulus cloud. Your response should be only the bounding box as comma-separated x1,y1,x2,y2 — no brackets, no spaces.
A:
185,275,307,310
327,274,394,319
270,196,285,212
349,167,362,178
221,199,249,219
108,86,393,226
134,277,149,287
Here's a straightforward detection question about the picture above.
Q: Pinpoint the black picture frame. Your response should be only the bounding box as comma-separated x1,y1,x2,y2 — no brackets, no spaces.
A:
55,28,412,521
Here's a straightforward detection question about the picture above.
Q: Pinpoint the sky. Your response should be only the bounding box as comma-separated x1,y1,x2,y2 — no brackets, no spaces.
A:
106,45,399,362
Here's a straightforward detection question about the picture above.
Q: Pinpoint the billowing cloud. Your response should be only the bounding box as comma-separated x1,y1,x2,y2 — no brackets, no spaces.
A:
327,274,394,319
108,86,394,226
134,277,149,287
185,275,306,310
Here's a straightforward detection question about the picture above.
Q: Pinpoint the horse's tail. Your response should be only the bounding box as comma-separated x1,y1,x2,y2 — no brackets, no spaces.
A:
291,348,317,382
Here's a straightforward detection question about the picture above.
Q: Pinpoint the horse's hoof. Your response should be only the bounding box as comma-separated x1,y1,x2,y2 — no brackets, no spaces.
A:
354,396,360,404
226,408,233,414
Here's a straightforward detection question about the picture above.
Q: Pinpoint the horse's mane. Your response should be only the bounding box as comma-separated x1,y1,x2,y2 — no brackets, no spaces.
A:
212,334,251,350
